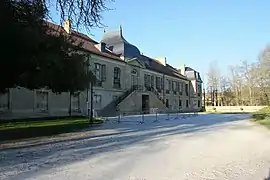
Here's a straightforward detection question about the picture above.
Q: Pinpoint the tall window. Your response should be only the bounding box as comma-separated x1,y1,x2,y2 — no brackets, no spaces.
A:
94,63,101,81
185,84,189,96
186,100,189,108
72,92,80,112
113,67,121,88
144,74,151,88
165,99,169,108
172,81,177,92
94,63,106,86
93,94,102,108
176,82,180,92
197,84,202,96
151,75,154,88
166,79,169,90
179,100,182,108
156,77,161,89
101,64,106,81
180,83,183,93
36,91,48,112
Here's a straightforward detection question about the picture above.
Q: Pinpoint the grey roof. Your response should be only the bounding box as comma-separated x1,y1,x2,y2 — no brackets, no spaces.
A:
101,29,141,59
185,67,203,82
140,55,188,80
185,67,195,71
101,28,189,81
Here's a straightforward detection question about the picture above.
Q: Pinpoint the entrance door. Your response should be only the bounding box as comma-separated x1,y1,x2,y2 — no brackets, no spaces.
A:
142,95,149,113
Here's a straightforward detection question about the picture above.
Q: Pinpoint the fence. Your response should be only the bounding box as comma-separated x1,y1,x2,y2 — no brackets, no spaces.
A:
102,108,199,124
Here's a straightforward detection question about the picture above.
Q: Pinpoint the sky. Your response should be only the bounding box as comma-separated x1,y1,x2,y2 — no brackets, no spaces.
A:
50,0,270,80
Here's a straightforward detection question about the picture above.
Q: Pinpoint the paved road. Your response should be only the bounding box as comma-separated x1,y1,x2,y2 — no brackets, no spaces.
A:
1,114,270,180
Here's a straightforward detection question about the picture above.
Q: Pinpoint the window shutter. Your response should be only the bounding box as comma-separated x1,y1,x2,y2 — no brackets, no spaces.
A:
101,65,106,81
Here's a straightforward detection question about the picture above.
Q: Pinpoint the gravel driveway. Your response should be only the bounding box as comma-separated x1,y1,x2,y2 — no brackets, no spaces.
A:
1,113,270,180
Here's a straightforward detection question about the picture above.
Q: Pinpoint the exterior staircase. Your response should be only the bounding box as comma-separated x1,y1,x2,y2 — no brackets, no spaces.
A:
146,87,166,105
98,85,142,117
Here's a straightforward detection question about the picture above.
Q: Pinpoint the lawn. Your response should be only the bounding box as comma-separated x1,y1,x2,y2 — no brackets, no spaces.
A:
0,117,103,142
252,106,270,129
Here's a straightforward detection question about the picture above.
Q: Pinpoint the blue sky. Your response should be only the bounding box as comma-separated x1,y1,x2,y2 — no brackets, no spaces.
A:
50,0,270,79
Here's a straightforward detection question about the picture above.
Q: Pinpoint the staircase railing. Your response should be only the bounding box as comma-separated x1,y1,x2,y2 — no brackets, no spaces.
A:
98,85,142,116
146,86,165,104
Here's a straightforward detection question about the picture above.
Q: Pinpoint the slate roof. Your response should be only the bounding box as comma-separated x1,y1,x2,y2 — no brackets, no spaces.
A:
45,21,199,82
101,28,189,81
101,29,141,59
185,66,203,82
140,55,189,81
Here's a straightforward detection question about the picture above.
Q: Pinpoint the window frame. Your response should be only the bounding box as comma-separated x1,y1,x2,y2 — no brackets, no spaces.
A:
113,67,121,89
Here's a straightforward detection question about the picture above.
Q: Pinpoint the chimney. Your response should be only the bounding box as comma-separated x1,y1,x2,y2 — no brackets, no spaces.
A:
100,42,106,52
178,64,186,76
155,57,167,66
64,20,72,34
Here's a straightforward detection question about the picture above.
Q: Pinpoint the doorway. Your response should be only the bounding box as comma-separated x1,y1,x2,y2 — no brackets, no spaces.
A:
142,94,149,113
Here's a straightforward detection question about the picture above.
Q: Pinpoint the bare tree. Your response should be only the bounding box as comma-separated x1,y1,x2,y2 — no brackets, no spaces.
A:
238,60,257,105
45,0,114,30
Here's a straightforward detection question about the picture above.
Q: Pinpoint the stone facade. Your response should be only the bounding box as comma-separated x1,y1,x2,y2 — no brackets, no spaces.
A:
0,21,203,119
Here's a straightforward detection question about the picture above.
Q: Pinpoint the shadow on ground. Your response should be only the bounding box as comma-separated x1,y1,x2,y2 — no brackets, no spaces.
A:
0,113,250,179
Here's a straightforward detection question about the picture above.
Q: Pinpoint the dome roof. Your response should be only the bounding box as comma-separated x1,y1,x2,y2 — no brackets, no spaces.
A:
101,27,141,59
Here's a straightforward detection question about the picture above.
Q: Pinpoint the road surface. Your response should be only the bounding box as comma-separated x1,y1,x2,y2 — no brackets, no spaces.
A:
1,113,270,180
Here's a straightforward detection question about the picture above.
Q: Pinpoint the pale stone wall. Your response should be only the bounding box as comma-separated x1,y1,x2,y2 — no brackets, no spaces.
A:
206,106,267,113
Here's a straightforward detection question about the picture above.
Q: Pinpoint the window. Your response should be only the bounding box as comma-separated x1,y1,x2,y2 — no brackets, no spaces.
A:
94,63,106,86
94,63,101,80
94,63,102,86
166,79,170,90
165,99,169,108
172,81,177,94
36,91,48,112
176,82,180,92
197,84,202,96
144,74,151,88
166,79,170,94
72,92,80,112
185,84,189,96
198,100,201,107
101,64,106,81
93,94,102,108
180,83,183,92
113,67,121,88
156,77,161,89
179,100,182,108
151,76,154,88
186,100,189,108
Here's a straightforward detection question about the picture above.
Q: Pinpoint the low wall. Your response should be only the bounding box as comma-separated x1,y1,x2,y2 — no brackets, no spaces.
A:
206,106,267,113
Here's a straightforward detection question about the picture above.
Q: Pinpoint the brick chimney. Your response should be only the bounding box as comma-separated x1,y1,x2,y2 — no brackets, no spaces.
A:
64,20,72,34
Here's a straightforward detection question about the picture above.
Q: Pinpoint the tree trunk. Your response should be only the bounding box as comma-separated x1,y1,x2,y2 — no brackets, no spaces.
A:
69,92,72,117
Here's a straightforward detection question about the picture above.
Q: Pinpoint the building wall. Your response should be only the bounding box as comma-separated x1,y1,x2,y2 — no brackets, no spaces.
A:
0,53,203,119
